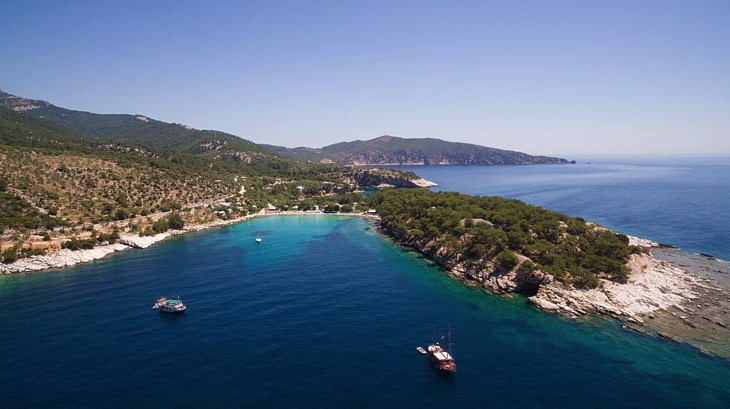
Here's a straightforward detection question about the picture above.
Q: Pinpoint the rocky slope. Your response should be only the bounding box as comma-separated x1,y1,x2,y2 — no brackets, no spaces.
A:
378,217,730,358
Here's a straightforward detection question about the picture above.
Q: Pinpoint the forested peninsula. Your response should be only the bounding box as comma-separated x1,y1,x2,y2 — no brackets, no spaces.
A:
374,189,636,292
371,189,730,359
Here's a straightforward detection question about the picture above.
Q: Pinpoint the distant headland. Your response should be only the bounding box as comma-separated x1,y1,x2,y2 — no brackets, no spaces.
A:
261,135,571,166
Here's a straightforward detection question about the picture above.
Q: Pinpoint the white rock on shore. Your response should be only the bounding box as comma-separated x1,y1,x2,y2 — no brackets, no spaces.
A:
529,252,701,323
628,235,660,248
410,178,438,188
0,233,172,274
0,243,130,274
0,217,250,274
119,233,171,249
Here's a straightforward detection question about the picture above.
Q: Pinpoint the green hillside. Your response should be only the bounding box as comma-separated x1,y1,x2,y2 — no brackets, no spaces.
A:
0,105,94,150
374,189,636,289
265,135,570,165
0,90,286,166
0,93,426,262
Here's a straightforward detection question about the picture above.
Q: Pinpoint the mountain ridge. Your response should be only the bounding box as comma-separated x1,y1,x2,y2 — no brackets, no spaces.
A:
263,135,569,165
1,90,568,166
0,90,283,167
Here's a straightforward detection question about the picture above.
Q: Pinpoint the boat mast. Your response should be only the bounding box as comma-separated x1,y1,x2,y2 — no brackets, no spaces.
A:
447,324,453,354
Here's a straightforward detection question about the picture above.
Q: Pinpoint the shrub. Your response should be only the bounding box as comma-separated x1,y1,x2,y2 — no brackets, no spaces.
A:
495,249,519,271
166,212,185,230
152,218,169,233
62,238,96,250
2,248,19,263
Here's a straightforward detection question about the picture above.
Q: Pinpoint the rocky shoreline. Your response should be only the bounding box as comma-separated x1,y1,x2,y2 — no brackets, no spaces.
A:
0,216,248,274
634,247,730,359
508,240,729,360
386,223,730,360
525,239,704,323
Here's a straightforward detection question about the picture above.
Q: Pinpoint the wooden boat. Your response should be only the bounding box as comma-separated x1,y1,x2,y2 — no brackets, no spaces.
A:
427,324,456,374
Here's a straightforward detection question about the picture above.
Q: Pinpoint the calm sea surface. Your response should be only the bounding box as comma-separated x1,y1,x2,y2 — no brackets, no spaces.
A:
396,155,730,261
1,156,729,408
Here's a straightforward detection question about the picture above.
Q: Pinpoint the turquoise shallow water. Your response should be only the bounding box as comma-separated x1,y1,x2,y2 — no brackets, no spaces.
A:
1,215,729,408
2,156,730,408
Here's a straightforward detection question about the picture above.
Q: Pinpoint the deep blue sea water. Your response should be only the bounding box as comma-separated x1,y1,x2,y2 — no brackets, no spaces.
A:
396,155,730,261
1,156,730,408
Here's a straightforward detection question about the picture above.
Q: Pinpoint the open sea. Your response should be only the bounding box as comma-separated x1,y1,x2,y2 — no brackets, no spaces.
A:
1,155,729,408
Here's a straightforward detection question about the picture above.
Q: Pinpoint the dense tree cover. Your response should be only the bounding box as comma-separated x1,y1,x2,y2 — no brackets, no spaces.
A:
0,106,92,149
0,113,417,264
0,106,352,181
273,135,568,165
1,103,632,290
167,212,185,230
61,237,97,250
147,212,186,234
372,189,636,288
0,107,408,236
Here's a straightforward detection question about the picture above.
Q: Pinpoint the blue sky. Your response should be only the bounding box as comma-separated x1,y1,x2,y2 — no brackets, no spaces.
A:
2,0,728,155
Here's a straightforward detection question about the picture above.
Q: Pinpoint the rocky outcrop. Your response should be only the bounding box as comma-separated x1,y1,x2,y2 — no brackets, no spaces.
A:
527,252,702,324
350,168,437,188
0,218,249,274
382,222,554,298
0,244,129,274
119,233,171,249
409,177,438,188
380,223,703,325
0,233,171,273
442,255,554,296
0,90,52,112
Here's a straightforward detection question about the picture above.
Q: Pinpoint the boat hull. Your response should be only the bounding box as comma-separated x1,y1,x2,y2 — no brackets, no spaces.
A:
428,355,456,374
156,306,186,314
427,343,456,374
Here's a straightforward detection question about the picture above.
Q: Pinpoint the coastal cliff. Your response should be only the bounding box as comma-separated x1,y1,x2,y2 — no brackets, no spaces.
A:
373,188,730,358
349,167,437,188
378,215,730,357
375,216,687,323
